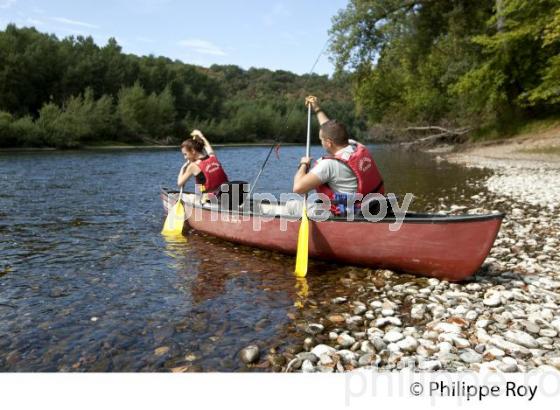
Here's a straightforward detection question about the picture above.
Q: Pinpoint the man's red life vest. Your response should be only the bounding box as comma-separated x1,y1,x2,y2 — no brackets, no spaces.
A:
315,143,384,212
195,155,229,193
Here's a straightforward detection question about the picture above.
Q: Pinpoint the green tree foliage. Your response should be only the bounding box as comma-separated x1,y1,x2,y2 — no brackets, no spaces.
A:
118,83,175,141
0,24,358,148
329,0,560,133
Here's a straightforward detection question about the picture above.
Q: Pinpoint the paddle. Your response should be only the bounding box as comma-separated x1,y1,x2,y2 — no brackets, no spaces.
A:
161,187,185,235
294,104,312,277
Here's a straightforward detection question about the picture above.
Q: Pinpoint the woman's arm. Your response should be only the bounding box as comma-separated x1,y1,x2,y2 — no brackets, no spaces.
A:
191,129,214,156
177,162,200,187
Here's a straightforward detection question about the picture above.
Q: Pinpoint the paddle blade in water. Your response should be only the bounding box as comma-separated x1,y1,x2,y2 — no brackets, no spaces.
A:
294,204,309,277
161,200,185,235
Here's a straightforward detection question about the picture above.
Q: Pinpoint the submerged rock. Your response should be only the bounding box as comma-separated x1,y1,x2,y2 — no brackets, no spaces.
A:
240,345,260,364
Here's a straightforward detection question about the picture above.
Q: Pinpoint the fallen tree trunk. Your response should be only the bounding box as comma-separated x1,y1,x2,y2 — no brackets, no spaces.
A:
400,126,471,148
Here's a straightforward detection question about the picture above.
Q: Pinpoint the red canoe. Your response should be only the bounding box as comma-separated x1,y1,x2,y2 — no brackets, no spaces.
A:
160,189,504,281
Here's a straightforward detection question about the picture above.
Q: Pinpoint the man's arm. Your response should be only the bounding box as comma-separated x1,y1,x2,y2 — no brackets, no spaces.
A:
293,158,322,194
305,96,329,125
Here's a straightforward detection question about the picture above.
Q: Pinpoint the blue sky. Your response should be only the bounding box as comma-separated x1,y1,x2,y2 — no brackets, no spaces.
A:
0,0,348,75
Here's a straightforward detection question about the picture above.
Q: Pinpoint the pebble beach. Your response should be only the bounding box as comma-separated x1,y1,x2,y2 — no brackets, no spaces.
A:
239,141,560,374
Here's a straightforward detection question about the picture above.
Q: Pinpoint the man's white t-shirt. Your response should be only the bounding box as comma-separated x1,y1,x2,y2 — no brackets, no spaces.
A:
310,140,358,193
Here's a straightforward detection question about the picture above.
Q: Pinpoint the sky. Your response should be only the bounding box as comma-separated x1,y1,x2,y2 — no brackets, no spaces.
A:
0,0,349,75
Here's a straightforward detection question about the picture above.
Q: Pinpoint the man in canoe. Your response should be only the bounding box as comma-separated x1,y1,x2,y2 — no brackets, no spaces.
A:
293,96,385,215
178,129,229,199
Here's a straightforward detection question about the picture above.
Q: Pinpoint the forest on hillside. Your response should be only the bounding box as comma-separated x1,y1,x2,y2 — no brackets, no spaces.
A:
0,25,360,148
2,1,559,148
329,0,560,139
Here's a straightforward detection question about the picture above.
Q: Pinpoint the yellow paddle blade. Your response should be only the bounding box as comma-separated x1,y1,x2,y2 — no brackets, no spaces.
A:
294,203,309,277
294,277,309,308
161,200,185,236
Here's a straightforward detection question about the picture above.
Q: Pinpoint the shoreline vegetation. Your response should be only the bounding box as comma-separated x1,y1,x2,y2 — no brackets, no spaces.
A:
2,0,560,152
0,25,362,150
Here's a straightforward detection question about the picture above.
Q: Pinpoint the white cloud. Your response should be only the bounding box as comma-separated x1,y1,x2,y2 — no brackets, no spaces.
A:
0,0,16,9
51,17,100,29
178,39,226,56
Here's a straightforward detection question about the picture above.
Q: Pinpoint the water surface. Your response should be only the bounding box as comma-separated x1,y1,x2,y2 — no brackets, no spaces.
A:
0,145,490,371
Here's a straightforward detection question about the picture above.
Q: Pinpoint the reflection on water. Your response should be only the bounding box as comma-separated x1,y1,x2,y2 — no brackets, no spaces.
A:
0,146,491,371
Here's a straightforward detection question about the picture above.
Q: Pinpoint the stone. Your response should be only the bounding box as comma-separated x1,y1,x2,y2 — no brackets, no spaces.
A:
450,335,470,349
547,357,560,371
476,319,491,329
358,353,375,366
504,330,539,349
418,360,442,371
306,323,324,335
327,314,346,325
411,304,426,320
332,297,347,304
154,346,170,356
337,334,356,348
371,336,386,352
384,331,404,343
387,343,401,353
521,320,541,334
433,323,462,334
296,352,318,363
354,305,367,315
303,337,315,351
460,350,483,364
483,293,501,307
483,347,505,360
550,319,560,333
319,353,334,366
488,336,531,357
311,344,336,357
369,301,383,309
499,357,518,372
396,336,418,353
301,360,315,373
539,328,558,338
336,350,357,364
360,341,376,354
466,283,482,291
465,310,479,321
375,317,402,327
240,345,260,364
345,316,364,326
438,341,453,354
381,308,395,316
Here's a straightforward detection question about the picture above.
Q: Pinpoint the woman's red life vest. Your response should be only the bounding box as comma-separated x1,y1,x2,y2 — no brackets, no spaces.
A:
195,155,229,193
315,143,384,212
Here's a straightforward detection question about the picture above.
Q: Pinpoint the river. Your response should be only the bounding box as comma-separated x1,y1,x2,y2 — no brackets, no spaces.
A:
0,145,490,371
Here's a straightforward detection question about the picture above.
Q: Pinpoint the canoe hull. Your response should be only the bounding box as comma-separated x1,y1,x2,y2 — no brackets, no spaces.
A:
160,190,503,281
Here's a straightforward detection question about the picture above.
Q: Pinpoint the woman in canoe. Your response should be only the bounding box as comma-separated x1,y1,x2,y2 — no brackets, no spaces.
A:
178,129,229,199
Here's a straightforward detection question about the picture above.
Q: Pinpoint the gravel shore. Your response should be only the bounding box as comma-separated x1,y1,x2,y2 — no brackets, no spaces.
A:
258,138,560,373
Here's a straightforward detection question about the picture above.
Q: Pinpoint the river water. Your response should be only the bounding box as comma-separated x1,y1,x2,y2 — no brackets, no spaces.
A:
0,145,491,371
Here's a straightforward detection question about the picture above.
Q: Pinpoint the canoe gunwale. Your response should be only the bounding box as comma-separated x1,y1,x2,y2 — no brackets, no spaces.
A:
160,188,505,225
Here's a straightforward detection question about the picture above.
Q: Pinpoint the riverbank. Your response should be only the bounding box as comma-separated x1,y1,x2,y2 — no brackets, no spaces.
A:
273,129,560,374
0,142,302,153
